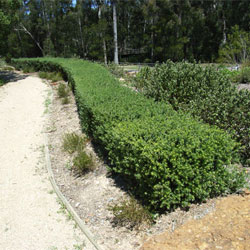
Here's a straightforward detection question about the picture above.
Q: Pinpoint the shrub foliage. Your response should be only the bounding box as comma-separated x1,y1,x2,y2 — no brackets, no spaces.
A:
11,58,246,211
135,61,250,166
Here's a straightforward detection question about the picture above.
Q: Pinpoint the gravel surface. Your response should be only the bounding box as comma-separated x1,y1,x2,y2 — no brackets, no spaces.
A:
0,72,95,250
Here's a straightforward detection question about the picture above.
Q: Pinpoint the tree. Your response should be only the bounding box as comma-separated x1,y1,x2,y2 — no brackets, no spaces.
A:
112,0,118,64
0,0,21,56
218,25,250,64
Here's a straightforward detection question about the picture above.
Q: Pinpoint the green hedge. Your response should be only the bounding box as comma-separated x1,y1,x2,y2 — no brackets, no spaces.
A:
11,58,246,211
135,61,250,167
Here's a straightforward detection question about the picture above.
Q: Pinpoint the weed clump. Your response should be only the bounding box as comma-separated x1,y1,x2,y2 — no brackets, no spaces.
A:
109,197,153,230
39,71,63,82
73,151,94,174
62,133,87,154
57,83,70,98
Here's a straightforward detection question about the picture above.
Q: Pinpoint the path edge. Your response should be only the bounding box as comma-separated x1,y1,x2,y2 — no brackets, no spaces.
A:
44,133,103,250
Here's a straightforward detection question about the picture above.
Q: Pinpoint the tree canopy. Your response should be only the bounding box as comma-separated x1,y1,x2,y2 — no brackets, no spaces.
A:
1,0,249,63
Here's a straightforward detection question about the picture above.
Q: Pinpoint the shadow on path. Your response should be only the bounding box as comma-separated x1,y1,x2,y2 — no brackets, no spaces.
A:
0,71,28,84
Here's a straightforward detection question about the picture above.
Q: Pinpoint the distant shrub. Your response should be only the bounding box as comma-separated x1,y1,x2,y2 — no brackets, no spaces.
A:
135,61,250,166
23,66,36,73
39,71,63,82
235,67,250,83
106,63,124,78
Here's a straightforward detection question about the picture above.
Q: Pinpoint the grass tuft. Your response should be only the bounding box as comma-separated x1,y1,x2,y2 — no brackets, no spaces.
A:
72,151,94,174
109,196,153,230
62,133,87,154
57,83,70,98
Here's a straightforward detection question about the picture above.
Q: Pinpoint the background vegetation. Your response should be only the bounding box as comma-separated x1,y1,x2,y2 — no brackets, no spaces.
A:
0,0,249,64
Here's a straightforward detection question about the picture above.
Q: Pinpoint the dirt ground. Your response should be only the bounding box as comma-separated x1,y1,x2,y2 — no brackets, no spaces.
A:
141,191,250,250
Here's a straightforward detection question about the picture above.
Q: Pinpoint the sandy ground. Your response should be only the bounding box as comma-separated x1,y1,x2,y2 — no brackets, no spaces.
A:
0,75,94,250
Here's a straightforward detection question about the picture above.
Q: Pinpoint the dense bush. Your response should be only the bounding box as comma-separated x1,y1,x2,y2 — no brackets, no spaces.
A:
11,58,246,211
135,61,250,166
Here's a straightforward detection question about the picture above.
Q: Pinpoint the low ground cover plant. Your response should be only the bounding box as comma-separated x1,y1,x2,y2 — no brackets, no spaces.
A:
39,71,63,82
11,58,246,212
0,78,5,86
57,83,70,104
109,196,153,229
135,61,250,166
62,132,87,154
62,132,94,174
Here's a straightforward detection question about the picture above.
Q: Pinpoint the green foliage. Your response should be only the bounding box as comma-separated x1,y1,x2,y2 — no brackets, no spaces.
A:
234,67,250,83
0,78,5,86
218,68,240,82
62,133,87,154
39,71,63,82
22,66,36,73
73,151,94,174
218,25,250,64
109,196,153,229
106,63,125,78
61,96,70,105
11,58,246,212
57,83,69,98
135,61,250,166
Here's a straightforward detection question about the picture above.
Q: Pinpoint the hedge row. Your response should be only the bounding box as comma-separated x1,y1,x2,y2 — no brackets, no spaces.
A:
135,61,250,167
11,58,246,211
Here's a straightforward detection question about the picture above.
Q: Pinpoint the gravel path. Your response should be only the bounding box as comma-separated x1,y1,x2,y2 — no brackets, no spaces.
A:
0,75,93,250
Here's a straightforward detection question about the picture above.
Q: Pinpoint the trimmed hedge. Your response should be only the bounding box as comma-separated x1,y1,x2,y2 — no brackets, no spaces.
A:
135,61,250,166
11,58,246,211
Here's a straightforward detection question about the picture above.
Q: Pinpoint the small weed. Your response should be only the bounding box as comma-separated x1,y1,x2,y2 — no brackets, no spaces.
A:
62,133,87,154
48,190,54,194
39,71,63,82
62,96,70,105
23,67,35,73
73,243,85,250
3,66,14,71
56,198,72,220
0,78,5,86
57,83,70,98
73,151,94,174
108,196,153,230
65,161,73,171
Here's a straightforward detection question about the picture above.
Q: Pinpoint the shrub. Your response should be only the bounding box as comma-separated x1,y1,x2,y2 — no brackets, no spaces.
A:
106,115,245,211
62,132,87,154
235,67,250,83
135,61,250,166
11,58,246,211
106,63,124,78
109,196,153,229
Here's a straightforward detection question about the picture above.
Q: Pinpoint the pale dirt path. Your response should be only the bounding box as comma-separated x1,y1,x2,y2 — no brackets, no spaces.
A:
0,76,94,250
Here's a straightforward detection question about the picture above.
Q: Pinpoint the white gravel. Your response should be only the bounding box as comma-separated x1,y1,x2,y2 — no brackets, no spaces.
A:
0,75,93,250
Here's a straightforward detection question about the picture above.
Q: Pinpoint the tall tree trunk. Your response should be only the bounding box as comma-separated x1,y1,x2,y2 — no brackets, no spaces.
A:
98,2,107,64
113,0,119,64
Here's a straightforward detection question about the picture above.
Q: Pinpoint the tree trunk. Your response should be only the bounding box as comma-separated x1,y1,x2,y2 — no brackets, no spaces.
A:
98,2,107,65
113,0,119,64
